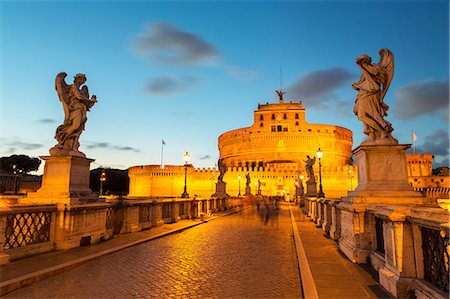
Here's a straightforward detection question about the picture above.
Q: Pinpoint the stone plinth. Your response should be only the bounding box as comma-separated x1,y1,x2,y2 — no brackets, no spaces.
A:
21,155,98,205
244,186,251,196
212,181,229,199
338,144,436,264
353,144,416,194
306,181,317,197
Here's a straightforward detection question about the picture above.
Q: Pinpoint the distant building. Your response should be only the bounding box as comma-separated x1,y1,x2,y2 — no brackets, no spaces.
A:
406,153,449,199
129,97,356,199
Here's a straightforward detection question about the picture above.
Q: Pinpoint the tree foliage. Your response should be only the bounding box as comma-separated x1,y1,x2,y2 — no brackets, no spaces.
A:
89,168,129,195
0,155,41,175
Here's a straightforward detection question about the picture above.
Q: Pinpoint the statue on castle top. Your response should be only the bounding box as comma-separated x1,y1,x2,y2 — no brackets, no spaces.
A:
352,48,397,145
217,158,227,183
304,155,316,182
276,90,285,102
51,72,97,156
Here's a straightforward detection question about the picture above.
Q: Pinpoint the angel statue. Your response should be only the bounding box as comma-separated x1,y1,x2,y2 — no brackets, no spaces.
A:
352,48,397,145
217,158,227,183
304,155,316,182
51,72,97,156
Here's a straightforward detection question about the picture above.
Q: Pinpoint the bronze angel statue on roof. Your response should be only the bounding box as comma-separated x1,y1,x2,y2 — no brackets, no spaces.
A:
352,48,397,145
51,72,97,156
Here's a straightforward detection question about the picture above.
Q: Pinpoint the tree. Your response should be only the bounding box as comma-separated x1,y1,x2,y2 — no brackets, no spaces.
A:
0,155,41,194
90,168,129,195
0,155,41,175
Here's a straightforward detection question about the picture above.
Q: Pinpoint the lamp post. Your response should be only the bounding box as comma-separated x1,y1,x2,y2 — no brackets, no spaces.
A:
238,175,241,197
316,148,325,198
99,170,106,197
181,152,191,198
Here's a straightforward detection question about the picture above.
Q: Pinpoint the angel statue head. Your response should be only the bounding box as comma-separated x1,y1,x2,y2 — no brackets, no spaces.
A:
74,73,87,84
50,72,97,157
352,48,398,146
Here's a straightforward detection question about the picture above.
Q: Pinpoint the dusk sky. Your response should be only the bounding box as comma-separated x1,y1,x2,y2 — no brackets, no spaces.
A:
1,0,449,173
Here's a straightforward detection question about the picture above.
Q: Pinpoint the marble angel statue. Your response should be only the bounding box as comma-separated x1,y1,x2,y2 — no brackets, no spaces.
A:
352,48,397,145
51,72,97,156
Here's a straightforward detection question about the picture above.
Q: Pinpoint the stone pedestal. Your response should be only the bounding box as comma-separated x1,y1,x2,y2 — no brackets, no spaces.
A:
306,181,317,197
22,155,98,205
212,181,230,199
338,144,435,264
244,186,251,196
19,154,108,250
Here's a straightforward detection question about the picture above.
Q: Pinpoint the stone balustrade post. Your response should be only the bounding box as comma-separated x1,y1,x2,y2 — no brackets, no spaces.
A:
122,203,140,233
329,199,341,240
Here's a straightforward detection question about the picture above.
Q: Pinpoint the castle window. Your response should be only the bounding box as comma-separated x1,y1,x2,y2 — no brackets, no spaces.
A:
260,122,264,127
277,125,282,132
308,129,312,132
295,113,299,119
283,113,287,119
271,125,276,132
283,127,288,132
260,115,264,121
295,121,299,126
271,114,275,120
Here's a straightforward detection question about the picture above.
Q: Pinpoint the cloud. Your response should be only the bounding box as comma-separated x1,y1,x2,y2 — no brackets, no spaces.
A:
134,22,219,66
414,129,449,158
286,67,356,109
199,155,211,160
392,78,449,122
147,75,199,94
1,138,44,154
86,142,140,152
37,118,57,124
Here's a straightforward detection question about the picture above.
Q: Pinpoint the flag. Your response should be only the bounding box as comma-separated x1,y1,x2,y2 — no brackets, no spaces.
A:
162,139,166,145
412,131,417,143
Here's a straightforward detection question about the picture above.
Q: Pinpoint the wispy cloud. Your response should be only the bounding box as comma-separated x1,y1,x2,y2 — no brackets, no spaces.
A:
285,67,356,115
37,118,57,124
147,75,199,94
86,142,140,152
287,68,356,104
134,22,219,66
392,78,449,122
1,137,44,155
199,155,211,160
415,129,449,157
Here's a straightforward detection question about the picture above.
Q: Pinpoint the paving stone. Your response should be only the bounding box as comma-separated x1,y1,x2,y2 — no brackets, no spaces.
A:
4,205,302,298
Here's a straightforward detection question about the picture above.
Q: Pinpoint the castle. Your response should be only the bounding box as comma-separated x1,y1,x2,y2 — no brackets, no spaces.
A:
129,95,358,199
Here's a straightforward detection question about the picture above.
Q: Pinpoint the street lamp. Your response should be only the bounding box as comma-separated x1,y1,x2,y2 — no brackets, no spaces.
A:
99,170,106,197
181,152,191,198
316,148,325,198
238,175,241,197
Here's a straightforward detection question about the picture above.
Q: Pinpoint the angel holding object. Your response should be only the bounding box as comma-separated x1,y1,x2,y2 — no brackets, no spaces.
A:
352,48,397,145
51,72,97,156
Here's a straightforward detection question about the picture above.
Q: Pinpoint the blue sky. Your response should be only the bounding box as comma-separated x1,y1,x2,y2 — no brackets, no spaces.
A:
1,0,449,173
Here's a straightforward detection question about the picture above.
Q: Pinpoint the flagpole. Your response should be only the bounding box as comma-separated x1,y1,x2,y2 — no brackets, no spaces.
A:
161,139,164,169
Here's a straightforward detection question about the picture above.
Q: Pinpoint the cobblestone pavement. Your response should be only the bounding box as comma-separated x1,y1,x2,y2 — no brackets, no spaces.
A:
6,204,302,298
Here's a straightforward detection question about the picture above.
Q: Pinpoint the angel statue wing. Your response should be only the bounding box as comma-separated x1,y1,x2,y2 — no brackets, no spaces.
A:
55,72,71,122
378,48,394,104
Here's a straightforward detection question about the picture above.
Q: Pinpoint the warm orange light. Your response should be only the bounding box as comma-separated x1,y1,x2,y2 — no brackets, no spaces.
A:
183,152,191,163
316,147,323,159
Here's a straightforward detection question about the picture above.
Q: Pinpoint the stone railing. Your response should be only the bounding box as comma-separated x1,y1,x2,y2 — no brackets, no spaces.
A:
0,204,57,263
298,197,449,299
0,197,240,264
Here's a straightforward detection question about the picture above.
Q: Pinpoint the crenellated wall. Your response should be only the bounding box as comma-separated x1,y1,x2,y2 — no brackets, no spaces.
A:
128,163,357,199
